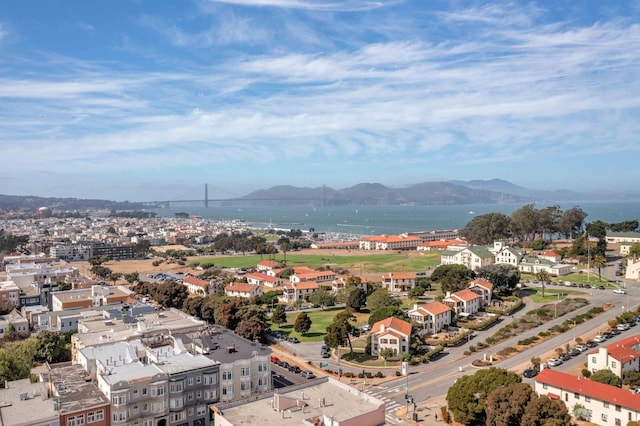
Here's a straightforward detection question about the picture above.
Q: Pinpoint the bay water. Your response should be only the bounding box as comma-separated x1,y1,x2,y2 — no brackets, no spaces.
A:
157,201,640,236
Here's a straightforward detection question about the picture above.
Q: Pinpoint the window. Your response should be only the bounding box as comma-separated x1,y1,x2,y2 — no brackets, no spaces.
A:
612,361,617,369
241,367,250,377
188,407,194,416
188,392,194,401
604,402,610,408
592,356,597,363
197,405,207,416
170,397,184,410
151,385,165,397
170,381,184,393
574,392,580,399
170,411,186,422
222,371,233,381
142,388,148,396
188,377,194,386
132,389,138,398
615,419,621,426
67,415,85,426
196,390,202,398
95,410,103,422
601,413,608,421
585,396,591,402
196,375,202,384
615,405,621,412
380,339,388,344
542,384,548,390
87,412,95,423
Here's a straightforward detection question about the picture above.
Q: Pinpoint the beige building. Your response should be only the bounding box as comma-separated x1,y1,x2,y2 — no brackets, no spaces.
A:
370,317,412,358
407,301,451,334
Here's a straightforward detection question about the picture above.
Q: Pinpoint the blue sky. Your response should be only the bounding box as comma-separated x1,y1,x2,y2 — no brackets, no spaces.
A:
1,0,639,202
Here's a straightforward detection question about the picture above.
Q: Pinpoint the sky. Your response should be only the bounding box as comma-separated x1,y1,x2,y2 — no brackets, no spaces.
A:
1,0,640,202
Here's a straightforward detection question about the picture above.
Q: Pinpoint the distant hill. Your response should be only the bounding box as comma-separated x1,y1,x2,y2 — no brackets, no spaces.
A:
448,179,634,202
222,181,530,206
0,194,147,212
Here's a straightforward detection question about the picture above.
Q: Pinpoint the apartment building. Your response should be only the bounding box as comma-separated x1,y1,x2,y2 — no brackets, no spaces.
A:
370,317,412,358
224,282,262,299
51,285,133,311
0,378,60,426
443,289,482,316
381,272,416,292
407,301,452,334
0,279,20,308
535,368,640,426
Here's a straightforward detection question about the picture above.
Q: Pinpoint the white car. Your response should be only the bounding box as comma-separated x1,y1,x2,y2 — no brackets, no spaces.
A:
594,335,607,343
547,358,563,367
614,289,626,294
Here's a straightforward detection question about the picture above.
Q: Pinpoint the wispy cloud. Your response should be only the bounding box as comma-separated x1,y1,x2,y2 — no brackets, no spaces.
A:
207,0,404,12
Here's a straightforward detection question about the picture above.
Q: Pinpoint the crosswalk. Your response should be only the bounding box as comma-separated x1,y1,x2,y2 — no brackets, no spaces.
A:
362,386,407,425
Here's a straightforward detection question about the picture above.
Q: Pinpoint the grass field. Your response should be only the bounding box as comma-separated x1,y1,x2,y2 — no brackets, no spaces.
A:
190,252,441,273
524,287,589,303
270,307,372,342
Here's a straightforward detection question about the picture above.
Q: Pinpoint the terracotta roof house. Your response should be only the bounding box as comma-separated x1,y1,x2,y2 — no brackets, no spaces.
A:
256,260,281,272
534,368,640,425
468,279,494,306
245,272,284,288
370,317,412,359
381,272,416,292
407,302,451,334
225,282,263,299
443,289,481,316
183,276,210,295
587,335,640,378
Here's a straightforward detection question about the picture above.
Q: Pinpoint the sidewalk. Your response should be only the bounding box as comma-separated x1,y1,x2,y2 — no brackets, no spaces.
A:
395,395,450,425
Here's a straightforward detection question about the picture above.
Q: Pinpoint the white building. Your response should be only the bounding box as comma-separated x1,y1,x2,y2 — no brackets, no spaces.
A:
407,301,451,334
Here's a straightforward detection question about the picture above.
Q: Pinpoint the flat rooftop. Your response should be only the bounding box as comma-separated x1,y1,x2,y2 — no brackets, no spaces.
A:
43,364,110,414
214,377,385,425
0,379,58,426
191,325,271,364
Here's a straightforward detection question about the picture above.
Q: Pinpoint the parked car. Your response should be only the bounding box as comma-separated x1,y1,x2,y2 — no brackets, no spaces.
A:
617,323,630,331
279,361,290,369
300,370,316,379
586,340,598,348
559,352,571,362
576,344,589,352
594,335,607,343
288,365,301,374
288,337,300,343
609,328,621,336
547,358,563,367
614,288,626,294
567,348,580,357
271,356,279,364
523,369,538,378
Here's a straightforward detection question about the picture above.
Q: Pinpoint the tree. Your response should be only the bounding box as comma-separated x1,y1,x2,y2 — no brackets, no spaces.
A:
0,339,37,385
510,204,540,241
408,286,425,300
271,304,287,327
125,272,139,284
310,288,336,307
629,243,640,258
486,382,534,426
368,307,409,327
109,272,121,286
346,288,367,312
219,299,249,331
236,317,267,342
35,330,67,363
520,394,574,426
559,206,587,239
590,369,622,387
461,213,512,245
446,368,521,425
380,347,395,362
278,237,290,263
294,312,312,335
536,270,551,298
476,264,520,295
90,265,112,279
324,308,356,353
430,264,476,293
538,205,562,242
366,289,401,311
592,254,607,282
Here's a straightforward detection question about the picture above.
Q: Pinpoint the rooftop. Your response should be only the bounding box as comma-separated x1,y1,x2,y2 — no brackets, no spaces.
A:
213,377,384,425
0,379,58,426
189,325,271,364
42,364,110,414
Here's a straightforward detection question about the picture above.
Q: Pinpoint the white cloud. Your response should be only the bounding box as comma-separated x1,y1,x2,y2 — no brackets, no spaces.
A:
207,0,404,12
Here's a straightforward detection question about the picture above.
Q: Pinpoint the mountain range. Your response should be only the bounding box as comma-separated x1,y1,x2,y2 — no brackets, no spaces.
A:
223,179,633,206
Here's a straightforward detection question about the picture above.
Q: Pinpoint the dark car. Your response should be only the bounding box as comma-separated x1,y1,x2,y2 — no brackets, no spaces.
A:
288,364,301,373
279,361,289,369
609,328,621,335
598,285,606,290
288,337,300,343
567,348,580,357
559,352,571,362
523,369,538,378
586,340,598,348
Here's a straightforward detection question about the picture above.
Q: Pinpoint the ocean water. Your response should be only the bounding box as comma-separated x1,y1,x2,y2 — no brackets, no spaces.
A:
157,201,640,236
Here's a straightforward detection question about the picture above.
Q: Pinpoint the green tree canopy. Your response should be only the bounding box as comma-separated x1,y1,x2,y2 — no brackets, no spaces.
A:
294,312,312,335
236,316,267,342
476,264,520,295
486,382,534,426
368,307,409,327
310,288,336,307
520,394,575,426
366,289,401,311
590,369,622,387
324,308,356,353
446,367,521,425
510,204,540,241
346,287,367,312
271,304,287,327
558,206,588,239
430,264,476,293
461,213,512,245
35,330,68,363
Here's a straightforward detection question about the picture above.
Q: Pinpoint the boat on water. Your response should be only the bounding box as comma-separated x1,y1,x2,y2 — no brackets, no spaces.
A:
468,211,476,215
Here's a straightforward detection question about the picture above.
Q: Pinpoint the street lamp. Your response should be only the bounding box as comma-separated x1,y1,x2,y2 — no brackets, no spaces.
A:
571,320,576,342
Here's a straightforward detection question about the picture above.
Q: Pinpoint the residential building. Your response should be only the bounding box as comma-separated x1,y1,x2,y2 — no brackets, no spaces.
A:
407,301,452,334
90,243,135,260
359,235,421,251
211,377,385,426
626,257,640,280
534,368,640,426
0,279,20,308
468,279,494,306
518,255,572,276
0,308,30,338
493,246,523,266
50,285,133,311
290,268,336,285
0,378,60,426
40,364,111,426
606,231,640,244
281,281,319,304
224,282,263,299
370,317,412,358
50,243,92,262
255,260,281,272
183,276,210,295
443,289,481,316
440,246,495,271
406,230,461,242
381,272,416,292
587,335,640,378
245,271,283,288
417,238,468,251
194,326,271,403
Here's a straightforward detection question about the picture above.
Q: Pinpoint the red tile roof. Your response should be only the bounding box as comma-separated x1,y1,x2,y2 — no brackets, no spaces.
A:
383,272,416,280
371,317,412,337
451,289,480,302
536,369,640,411
420,301,451,316
470,279,494,290
184,276,209,287
225,282,258,293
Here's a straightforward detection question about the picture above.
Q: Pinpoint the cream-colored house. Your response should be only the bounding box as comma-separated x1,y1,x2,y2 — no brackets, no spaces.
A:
370,317,412,358
587,335,640,378
443,289,481,316
407,302,451,334
381,272,416,292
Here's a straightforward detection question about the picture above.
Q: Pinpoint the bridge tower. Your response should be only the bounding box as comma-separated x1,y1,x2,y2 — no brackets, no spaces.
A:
205,183,209,208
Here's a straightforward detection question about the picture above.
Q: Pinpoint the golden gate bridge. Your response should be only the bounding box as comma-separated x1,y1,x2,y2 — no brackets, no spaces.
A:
142,183,328,208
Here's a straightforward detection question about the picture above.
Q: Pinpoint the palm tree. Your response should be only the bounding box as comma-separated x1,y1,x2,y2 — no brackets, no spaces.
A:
592,254,607,282
536,270,551,297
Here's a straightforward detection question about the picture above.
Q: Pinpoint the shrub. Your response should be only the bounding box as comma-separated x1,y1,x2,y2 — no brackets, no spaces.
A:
582,368,591,378
395,370,402,376
375,371,384,378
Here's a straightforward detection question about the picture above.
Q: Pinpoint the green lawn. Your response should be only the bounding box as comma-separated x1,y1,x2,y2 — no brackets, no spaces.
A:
190,252,441,272
526,288,588,303
270,307,371,342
